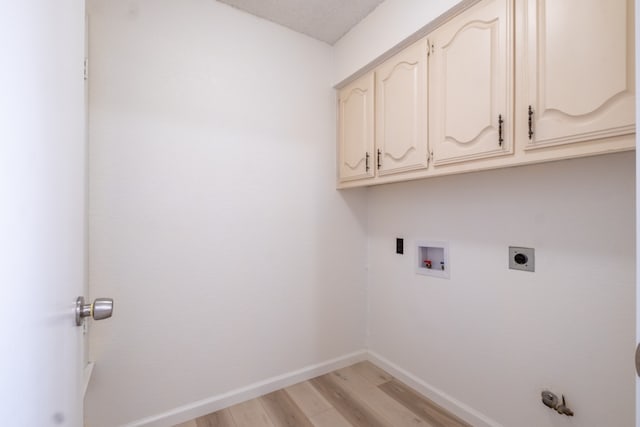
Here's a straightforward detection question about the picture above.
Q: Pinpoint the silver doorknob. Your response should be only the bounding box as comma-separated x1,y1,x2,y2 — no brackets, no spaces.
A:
75,296,114,326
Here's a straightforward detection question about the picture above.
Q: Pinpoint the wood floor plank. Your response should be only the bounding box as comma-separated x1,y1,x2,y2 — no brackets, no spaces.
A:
195,409,237,427
331,367,428,427
260,389,315,427
331,366,379,393
172,363,473,427
228,399,275,427
310,373,390,427
350,361,394,386
309,408,353,427
379,379,472,427
285,381,332,418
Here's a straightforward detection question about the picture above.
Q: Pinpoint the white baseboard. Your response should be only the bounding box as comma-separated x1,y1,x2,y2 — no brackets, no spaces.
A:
122,350,368,427
122,349,501,427
366,351,502,427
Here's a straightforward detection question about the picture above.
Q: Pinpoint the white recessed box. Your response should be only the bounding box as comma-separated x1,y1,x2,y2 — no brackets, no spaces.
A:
416,241,450,279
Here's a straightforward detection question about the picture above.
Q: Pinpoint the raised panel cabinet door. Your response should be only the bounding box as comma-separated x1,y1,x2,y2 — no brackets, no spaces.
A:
523,0,635,148
375,38,429,176
429,0,513,166
338,73,375,182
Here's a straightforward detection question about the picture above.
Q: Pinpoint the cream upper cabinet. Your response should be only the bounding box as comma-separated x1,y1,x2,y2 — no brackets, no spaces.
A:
375,39,429,176
338,73,375,182
335,0,635,189
429,0,513,166
521,0,635,149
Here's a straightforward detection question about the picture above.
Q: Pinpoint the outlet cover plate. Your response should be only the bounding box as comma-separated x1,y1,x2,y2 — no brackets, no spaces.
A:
509,246,535,272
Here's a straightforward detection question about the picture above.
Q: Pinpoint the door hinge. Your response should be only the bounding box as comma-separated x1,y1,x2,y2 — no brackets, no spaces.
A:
83,58,89,81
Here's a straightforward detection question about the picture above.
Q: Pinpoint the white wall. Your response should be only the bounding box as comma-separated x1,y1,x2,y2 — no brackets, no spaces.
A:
333,0,461,82
87,0,636,425
85,1,367,425
366,153,635,427
336,2,635,425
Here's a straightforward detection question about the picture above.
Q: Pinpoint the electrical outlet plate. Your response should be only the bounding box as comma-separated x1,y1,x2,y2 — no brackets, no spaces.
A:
509,246,535,272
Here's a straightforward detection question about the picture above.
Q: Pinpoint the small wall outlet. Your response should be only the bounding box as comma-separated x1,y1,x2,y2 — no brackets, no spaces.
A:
509,246,535,272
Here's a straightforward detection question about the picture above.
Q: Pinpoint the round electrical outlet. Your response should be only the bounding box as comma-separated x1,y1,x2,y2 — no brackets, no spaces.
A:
509,247,535,272
514,253,528,265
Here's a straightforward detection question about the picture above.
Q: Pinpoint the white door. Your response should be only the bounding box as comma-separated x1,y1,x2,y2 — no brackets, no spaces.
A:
635,1,640,425
0,1,87,426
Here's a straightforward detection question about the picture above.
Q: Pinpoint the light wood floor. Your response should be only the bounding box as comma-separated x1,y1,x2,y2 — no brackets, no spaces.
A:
174,361,471,427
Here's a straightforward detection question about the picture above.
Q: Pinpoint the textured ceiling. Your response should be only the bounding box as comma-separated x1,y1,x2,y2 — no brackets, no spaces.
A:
217,0,385,45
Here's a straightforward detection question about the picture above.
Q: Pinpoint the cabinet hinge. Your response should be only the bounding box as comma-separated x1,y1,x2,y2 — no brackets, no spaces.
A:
83,58,89,81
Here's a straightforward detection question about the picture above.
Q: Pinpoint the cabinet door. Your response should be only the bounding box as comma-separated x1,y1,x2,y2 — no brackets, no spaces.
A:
338,73,375,182
523,0,635,149
375,39,429,176
429,0,513,166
